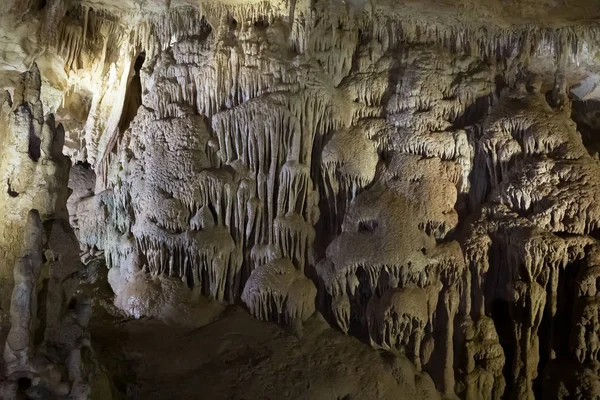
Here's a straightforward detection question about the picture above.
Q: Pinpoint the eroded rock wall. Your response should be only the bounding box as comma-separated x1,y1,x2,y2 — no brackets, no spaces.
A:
0,66,111,400
2,1,600,399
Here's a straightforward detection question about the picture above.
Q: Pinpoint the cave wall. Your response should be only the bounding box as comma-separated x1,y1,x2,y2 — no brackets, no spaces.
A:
2,0,600,399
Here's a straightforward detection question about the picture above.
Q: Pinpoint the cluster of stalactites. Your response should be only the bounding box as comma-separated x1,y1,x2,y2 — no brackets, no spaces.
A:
133,224,242,302
461,196,600,397
318,242,467,335
369,13,600,65
100,91,326,306
367,283,441,370
54,5,130,73
461,79,600,399
37,0,600,182
241,258,316,324
479,88,600,237
135,0,600,69
315,239,466,396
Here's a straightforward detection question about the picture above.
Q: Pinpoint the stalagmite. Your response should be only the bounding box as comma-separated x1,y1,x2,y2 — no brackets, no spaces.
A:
3,210,43,377
461,317,506,400
442,287,460,398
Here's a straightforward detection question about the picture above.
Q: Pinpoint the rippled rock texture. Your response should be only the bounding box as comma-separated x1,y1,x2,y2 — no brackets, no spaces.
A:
2,0,600,399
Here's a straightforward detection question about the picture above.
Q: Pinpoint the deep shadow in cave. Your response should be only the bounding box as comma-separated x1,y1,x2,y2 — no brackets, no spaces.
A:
118,52,145,134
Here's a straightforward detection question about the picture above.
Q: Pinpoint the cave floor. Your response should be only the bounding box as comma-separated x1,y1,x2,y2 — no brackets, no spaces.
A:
91,305,434,400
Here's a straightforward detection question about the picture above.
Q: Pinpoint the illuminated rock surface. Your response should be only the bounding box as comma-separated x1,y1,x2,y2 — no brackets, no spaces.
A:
1,0,600,398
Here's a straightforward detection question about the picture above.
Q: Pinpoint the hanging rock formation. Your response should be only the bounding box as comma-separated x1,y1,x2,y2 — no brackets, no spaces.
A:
3,0,600,399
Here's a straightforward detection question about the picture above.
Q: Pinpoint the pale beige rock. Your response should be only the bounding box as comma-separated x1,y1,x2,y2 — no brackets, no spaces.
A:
0,66,109,400
241,257,316,323
4,1,600,399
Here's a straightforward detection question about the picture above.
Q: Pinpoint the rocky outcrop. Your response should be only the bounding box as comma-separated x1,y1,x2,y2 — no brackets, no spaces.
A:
0,67,110,400
3,1,600,399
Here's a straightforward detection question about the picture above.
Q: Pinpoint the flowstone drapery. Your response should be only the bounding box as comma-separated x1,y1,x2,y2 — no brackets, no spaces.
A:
3,0,600,398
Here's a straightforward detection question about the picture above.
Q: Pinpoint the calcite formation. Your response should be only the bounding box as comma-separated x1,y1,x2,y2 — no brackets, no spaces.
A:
3,210,44,378
242,257,316,323
2,0,600,399
0,67,109,400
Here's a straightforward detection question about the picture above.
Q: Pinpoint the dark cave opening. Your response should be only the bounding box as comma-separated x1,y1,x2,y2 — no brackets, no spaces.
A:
494,75,508,98
229,16,238,30
571,99,600,157
7,179,19,198
552,260,582,359
117,52,145,134
17,377,32,391
34,279,49,346
533,259,582,397
76,160,93,170
534,298,552,398
28,126,41,162
453,94,493,129
33,0,47,11
253,17,269,29
347,267,375,343
68,298,78,310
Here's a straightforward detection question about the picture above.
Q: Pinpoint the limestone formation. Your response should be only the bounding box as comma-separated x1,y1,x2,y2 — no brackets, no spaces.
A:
2,0,600,399
0,67,109,400
3,210,44,378
241,257,316,323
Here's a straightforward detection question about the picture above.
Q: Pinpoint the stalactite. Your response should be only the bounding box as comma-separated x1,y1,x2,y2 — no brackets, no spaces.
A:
242,258,316,323
48,2,600,399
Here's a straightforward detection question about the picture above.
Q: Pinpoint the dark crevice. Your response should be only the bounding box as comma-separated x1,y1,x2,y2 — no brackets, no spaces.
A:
34,278,48,346
35,0,47,11
534,304,552,398
17,377,31,391
553,260,582,359
571,100,600,156
453,94,493,129
495,74,508,98
358,220,378,233
347,267,374,343
29,126,41,162
253,17,269,29
117,52,145,134
7,179,19,198
76,160,93,170
229,16,237,30
533,260,582,397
